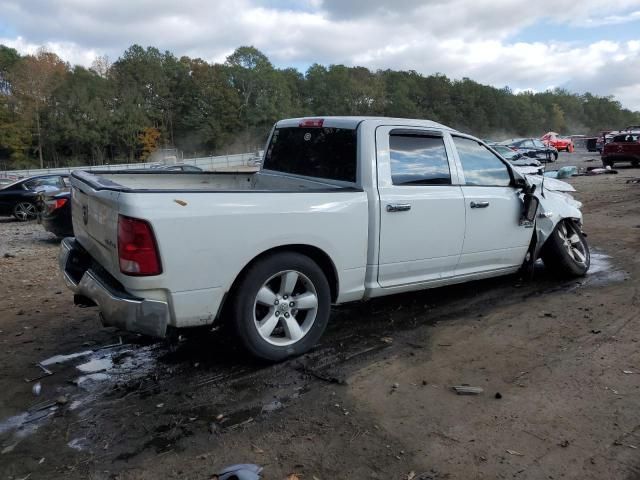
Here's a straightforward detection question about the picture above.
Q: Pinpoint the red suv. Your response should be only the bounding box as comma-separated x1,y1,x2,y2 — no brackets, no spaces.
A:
602,131,640,168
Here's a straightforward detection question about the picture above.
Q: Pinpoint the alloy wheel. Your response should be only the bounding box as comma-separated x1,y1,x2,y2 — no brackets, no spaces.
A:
14,202,37,221
253,270,319,346
557,221,588,265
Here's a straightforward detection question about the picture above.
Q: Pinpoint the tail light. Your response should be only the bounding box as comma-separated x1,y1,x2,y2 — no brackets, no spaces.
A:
509,146,518,151
45,197,68,213
299,118,324,128
117,215,162,276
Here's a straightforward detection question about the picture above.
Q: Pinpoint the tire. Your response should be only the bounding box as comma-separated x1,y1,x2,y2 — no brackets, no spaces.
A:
553,152,558,161
632,159,639,168
541,220,590,278
13,202,37,221
602,158,614,168
229,252,331,361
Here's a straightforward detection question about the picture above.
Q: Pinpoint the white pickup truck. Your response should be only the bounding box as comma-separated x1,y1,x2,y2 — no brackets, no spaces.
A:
59,117,590,360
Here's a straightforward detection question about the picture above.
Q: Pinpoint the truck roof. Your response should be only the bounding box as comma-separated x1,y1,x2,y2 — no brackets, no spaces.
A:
276,116,456,131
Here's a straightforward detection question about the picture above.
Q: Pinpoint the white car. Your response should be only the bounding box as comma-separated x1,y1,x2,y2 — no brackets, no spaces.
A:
59,117,590,360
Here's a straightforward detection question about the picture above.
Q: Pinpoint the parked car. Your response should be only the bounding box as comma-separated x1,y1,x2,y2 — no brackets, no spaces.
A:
59,116,589,361
0,174,68,221
601,131,640,168
37,189,73,238
499,138,558,161
542,132,574,152
488,144,523,161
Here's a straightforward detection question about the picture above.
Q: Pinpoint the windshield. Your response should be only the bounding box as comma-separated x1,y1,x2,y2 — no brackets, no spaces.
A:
263,126,357,183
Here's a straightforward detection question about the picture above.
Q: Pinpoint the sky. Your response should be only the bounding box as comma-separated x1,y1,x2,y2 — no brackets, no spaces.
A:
1,0,639,110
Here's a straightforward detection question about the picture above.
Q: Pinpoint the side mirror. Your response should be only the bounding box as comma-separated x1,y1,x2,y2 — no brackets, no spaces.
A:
522,193,539,223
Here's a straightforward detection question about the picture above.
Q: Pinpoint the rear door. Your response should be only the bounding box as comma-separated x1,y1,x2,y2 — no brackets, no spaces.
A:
376,127,465,287
451,136,532,276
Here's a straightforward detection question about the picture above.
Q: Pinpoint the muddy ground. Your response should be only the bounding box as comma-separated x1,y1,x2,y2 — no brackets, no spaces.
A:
1,151,639,480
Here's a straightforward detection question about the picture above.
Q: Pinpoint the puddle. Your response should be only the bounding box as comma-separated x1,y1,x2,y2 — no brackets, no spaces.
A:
74,373,110,385
76,357,113,373
0,405,58,440
40,350,93,366
585,252,628,286
1,343,161,444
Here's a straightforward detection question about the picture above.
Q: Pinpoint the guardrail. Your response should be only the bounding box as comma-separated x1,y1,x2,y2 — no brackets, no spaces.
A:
0,152,260,178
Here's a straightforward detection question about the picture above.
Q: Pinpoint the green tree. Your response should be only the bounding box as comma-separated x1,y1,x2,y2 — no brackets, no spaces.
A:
9,48,68,168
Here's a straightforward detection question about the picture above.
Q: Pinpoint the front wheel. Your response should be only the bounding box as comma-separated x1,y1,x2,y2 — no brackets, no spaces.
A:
229,252,331,361
13,202,37,221
541,220,590,278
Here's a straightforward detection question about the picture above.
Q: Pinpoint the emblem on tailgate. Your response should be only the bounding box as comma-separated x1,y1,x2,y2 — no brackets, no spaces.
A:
82,205,88,225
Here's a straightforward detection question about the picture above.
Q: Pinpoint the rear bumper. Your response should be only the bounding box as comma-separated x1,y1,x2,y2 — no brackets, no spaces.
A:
58,237,169,338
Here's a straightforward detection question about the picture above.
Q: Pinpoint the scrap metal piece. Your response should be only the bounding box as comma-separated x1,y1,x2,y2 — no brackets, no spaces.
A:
451,385,484,395
216,463,263,480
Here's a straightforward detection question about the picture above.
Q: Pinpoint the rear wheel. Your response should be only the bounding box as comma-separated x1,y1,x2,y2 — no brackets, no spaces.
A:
229,252,331,361
632,159,639,168
602,158,614,168
541,220,590,278
13,202,37,221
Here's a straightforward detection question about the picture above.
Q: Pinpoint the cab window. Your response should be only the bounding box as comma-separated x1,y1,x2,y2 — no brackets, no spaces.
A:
453,137,512,187
389,134,451,185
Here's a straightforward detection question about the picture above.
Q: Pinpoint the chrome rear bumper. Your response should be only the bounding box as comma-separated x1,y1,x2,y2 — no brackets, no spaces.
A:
59,238,169,338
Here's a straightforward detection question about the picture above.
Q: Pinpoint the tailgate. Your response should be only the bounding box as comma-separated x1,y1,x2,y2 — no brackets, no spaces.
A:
70,174,121,277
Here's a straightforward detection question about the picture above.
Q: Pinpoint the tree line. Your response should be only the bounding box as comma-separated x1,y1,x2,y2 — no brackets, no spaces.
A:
1,44,639,170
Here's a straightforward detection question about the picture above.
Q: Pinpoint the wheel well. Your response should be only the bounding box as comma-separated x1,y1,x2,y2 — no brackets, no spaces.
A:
218,245,339,322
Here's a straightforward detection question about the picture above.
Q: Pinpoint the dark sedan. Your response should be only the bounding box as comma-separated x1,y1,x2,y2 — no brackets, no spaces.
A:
0,174,68,221
498,138,558,162
37,189,73,238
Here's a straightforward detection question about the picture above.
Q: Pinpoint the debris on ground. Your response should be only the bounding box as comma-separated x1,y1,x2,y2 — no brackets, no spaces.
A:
559,440,570,448
213,463,263,480
506,449,524,456
495,392,502,399
31,382,41,396
25,363,53,383
585,166,618,175
451,385,483,395
623,370,636,374
626,179,640,184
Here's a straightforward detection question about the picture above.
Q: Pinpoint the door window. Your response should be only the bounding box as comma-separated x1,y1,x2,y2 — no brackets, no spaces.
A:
453,137,512,186
533,140,546,149
389,134,451,185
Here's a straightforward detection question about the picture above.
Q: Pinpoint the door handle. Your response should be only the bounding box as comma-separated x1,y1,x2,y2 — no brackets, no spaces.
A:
470,201,490,209
386,203,411,212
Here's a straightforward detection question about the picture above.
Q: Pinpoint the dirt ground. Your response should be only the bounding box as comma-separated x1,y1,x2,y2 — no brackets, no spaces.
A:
1,151,639,480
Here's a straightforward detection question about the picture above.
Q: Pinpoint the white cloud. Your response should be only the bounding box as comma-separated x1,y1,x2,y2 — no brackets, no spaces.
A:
0,0,639,110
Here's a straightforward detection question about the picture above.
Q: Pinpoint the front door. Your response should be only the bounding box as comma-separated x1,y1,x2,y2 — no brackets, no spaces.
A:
376,127,465,287
451,136,533,276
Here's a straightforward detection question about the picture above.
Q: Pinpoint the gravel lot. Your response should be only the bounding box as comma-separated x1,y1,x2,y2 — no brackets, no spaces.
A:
1,151,639,480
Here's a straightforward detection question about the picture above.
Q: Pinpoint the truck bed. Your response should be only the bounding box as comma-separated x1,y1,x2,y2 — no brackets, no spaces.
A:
71,170,355,192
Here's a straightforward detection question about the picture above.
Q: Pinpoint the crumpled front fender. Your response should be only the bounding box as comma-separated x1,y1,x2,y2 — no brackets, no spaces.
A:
534,189,584,258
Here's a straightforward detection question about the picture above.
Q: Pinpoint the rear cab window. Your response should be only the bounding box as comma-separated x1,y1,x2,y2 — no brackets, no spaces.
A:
263,126,357,183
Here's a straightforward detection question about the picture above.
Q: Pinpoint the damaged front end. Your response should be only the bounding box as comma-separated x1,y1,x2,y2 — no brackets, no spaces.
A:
518,173,585,269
